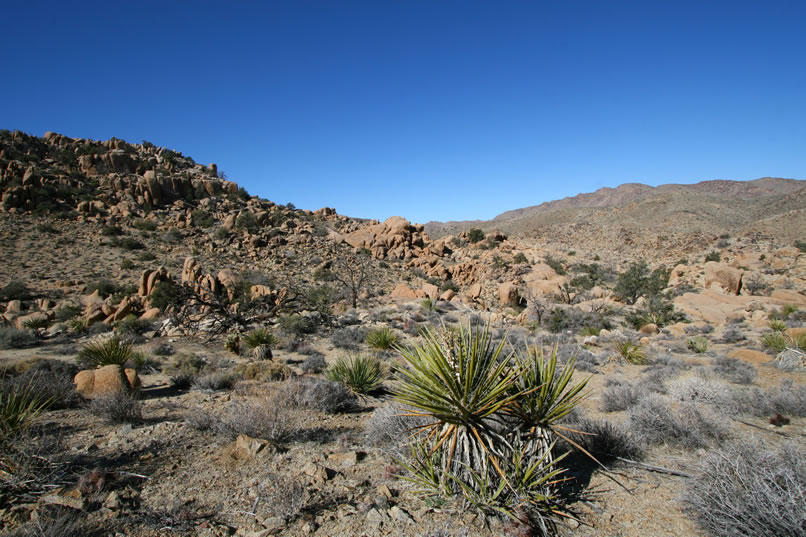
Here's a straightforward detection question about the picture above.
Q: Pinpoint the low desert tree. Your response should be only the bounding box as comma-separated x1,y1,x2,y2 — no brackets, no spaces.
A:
329,250,373,309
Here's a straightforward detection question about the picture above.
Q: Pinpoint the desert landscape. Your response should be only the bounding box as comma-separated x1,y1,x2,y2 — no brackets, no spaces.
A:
0,130,804,537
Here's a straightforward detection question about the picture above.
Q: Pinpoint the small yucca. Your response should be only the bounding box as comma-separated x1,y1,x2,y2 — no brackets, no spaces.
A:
326,354,385,395
366,326,398,350
615,340,646,364
242,328,277,349
1,375,52,438
76,337,132,368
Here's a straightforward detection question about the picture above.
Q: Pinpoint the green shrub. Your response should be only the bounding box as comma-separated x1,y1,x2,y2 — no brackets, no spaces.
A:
464,228,483,243
760,332,789,353
133,219,158,231
513,252,529,264
213,227,230,240
394,325,587,528
116,315,153,337
705,251,721,262
234,211,258,232
191,209,214,228
278,314,315,336
0,327,38,349
794,240,806,253
120,259,135,270
326,354,385,395
111,236,145,250
366,326,398,350
768,319,787,332
76,337,132,368
544,255,567,276
688,336,709,354
0,281,32,301
615,261,669,305
100,225,123,236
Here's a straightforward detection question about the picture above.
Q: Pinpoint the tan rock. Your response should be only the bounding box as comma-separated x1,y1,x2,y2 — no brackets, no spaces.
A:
391,283,418,299
439,289,456,301
639,323,659,335
140,307,161,320
704,262,743,295
14,311,48,330
422,283,439,300
468,283,482,299
111,297,133,322
498,282,521,307
74,365,140,398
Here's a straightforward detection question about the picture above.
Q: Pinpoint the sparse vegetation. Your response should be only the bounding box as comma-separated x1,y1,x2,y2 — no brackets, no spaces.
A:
88,392,142,424
366,325,398,350
687,336,709,354
685,439,805,537
615,340,646,364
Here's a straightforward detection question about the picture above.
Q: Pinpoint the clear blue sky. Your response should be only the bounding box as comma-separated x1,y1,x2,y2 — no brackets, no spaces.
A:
3,1,805,223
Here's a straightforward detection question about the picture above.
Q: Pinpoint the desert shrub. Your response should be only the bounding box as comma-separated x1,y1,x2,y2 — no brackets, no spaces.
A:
84,278,119,297
280,377,357,413
202,394,297,444
556,344,600,372
170,373,195,390
0,281,32,301
148,342,174,356
614,261,668,305
100,224,124,236
600,379,649,412
300,353,327,374
666,377,733,409
796,240,806,253
720,325,746,343
326,354,385,395
116,315,153,338
733,379,806,418
133,219,158,231
466,228,485,243
190,209,214,228
366,325,398,350
625,294,686,329
165,353,208,376
191,372,238,392
614,340,646,364
687,336,709,354
628,396,727,449
53,305,82,323
544,255,567,276
685,439,805,537
0,327,38,349
768,319,788,332
235,361,294,382
743,273,769,296
111,236,145,250
278,314,315,336
394,326,588,529
561,417,644,463
234,211,258,232
2,504,86,537
259,473,307,522
88,392,142,424
11,360,80,410
163,228,183,243
711,356,756,384
331,326,369,350
547,306,612,334
365,403,430,456
760,331,788,352
704,251,721,262
513,252,528,264
76,337,132,368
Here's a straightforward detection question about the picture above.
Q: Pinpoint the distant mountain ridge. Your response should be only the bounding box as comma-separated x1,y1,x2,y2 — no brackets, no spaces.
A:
426,177,806,239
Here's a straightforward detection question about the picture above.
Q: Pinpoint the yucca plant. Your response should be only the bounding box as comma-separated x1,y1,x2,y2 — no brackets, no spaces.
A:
394,324,586,531
760,331,789,353
768,319,788,333
242,327,277,360
615,340,646,364
76,336,132,368
0,375,52,439
366,326,398,350
326,354,385,395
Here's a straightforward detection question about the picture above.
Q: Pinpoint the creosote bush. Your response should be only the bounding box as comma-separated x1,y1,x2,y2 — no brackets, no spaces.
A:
600,379,648,412
685,439,805,537
394,325,588,531
628,396,727,449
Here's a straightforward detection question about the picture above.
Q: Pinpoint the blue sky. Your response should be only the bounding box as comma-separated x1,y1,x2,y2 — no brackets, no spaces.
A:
2,1,805,223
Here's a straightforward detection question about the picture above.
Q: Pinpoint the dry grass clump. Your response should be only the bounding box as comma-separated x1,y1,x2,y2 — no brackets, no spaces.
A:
364,403,430,456
710,356,756,384
191,371,239,392
87,392,142,424
628,396,728,449
685,439,805,537
614,340,646,364
188,392,298,445
561,417,645,463
278,377,357,414
600,378,650,412
733,379,806,418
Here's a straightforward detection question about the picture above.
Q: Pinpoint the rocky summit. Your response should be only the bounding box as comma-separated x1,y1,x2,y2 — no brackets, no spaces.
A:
1,130,805,537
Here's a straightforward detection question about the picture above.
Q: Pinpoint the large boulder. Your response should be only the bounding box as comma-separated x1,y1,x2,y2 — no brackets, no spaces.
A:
704,262,743,295
74,365,140,398
498,282,522,307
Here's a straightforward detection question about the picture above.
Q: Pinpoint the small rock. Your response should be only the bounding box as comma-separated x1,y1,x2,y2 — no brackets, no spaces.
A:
104,491,122,510
390,505,414,524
